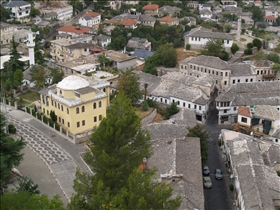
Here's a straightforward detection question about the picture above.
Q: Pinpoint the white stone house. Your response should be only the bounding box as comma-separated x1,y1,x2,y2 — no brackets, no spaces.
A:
3,0,31,22
79,12,101,28
230,63,257,85
265,7,279,18
199,4,211,11
200,9,213,19
184,26,233,50
220,0,237,8
237,106,251,127
93,34,111,47
215,81,280,125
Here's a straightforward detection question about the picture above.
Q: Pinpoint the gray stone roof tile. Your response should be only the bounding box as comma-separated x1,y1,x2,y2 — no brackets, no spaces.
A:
185,26,233,40
230,63,253,76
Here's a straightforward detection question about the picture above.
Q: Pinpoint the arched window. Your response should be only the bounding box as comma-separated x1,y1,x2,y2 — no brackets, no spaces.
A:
61,105,64,111
58,103,60,109
54,102,57,108
67,108,69,114
76,107,79,114
99,101,102,108
93,102,96,109
82,106,85,112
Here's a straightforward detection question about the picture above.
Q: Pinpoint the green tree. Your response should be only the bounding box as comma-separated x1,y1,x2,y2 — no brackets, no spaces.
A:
13,69,24,87
272,63,280,73
50,67,64,84
34,40,45,65
201,39,228,60
254,51,266,60
244,48,252,55
247,42,254,48
30,65,46,88
186,124,209,164
252,38,262,50
230,43,239,54
251,6,264,22
0,4,11,22
49,110,57,123
116,70,142,105
266,53,280,63
69,93,181,209
1,191,65,209
16,176,40,194
165,102,179,119
0,112,26,194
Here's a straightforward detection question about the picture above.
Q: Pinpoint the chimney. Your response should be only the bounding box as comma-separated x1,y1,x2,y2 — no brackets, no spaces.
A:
123,46,126,54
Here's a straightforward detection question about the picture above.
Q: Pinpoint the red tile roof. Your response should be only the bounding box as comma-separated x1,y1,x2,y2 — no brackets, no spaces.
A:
83,11,100,18
142,4,159,10
238,107,251,117
157,16,175,23
120,19,137,26
265,15,276,20
57,26,91,34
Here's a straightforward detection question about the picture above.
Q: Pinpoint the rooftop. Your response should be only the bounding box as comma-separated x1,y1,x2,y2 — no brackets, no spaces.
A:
3,0,30,7
216,81,280,106
142,4,159,10
230,63,253,76
238,106,250,117
185,26,233,40
57,75,90,90
82,11,100,18
157,16,176,23
253,105,280,121
57,26,91,34
120,19,137,26
103,50,136,62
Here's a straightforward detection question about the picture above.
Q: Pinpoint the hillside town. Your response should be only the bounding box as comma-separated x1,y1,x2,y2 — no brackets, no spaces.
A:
0,0,280,209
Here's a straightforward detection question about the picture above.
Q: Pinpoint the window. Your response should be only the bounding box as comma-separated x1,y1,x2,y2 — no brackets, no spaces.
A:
58,103,60,109
76,107,79,114
94,116,97,122
47,110,49,115
199,106,201,110
227,40,229,44
224,81,227,85
188,104,191,108
208,69,211,73
250,79,253,82
98,101,102,108
54,102,57,108
245,79,248,82
181,65,183,69
62,119,64,124
61,105,64,111
234,107,237,111
238,79,240,83
177,101,180,105
216,80,218,84
233,80,235,84
58,117,61,122
19,12,22,16
212,70,215,74
241,117,247,123
77,122,80,128
194,66,196,70
257,70,259,75
190,65,192,69
224,110,227,113
205,68,207,73
43,108,45,113
165,99,167,103
93,102,96,109
183,102,185,107
161,98,163,103
225,72,228,76
261,70,263,74
67,108,69,114
60,90,62,95
82,120,85,126
68,122,70,127
82,106,85,112
221,72,223,76
216,71,218,75
99,115,102,121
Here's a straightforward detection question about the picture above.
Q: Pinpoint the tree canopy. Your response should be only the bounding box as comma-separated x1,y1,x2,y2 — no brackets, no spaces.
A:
201,39,229,61
186,124,209,164
69,93,181,209
116,70,142,105
0,112,26,194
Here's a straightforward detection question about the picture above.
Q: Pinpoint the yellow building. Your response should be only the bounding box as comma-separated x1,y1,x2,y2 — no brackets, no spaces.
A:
39,75,110,135
0,22,16,45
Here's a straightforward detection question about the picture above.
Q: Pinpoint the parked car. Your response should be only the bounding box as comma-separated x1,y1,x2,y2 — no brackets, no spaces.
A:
203,166,210,176
215,169,223,180
203,176,212,188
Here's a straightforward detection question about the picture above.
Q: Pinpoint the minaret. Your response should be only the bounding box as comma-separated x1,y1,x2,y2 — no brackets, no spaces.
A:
236,16,241,42
27,29,35,65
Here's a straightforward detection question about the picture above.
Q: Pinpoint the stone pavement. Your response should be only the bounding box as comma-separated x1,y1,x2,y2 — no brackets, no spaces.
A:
1,104,92,203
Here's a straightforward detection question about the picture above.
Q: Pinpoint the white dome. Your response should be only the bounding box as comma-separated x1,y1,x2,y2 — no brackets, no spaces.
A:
57,75,89,90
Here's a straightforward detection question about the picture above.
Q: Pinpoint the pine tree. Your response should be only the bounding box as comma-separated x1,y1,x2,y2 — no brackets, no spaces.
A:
0,112,26,194
116,70,142,105
69,93,181,209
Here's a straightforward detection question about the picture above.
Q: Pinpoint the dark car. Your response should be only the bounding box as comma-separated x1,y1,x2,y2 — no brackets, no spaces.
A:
215,169,223,180
203,166,210,176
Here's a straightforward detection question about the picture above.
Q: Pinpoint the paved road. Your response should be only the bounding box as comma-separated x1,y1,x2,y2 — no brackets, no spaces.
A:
204,109,235,210
1,104,92,203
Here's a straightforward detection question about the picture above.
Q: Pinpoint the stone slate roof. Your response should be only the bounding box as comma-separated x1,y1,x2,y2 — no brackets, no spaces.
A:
158,5,181,16
3,0,30,7
200,9,213,15
135,71,161,94
150,81,209,105
127,37,148,49
0,22,14,29
139,14,156,22
229,63,253,76
223,130,277,210
75,86,95,94
185,26,233,40
133,49,154,60
44,11,58,19
253,105,280,121
181,55,231,70
216,81,280,106
94,34,111,41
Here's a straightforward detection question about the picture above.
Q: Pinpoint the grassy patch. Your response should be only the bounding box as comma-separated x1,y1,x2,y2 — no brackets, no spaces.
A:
240,38,247,42
135,108,154,119
18,90,40,102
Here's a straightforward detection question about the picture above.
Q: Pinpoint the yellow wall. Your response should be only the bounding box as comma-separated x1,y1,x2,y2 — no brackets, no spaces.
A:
41,94,108,134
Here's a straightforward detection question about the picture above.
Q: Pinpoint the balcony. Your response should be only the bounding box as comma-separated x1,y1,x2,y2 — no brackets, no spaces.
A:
263,72,276,79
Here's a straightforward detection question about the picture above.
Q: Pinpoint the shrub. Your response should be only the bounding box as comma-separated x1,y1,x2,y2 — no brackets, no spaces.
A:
230,184,234,191
244,48,252,55
253,38,262,50
48,119,54,127
26,107,30,114
55,123,60,131
277,171,280,177
146,99,158,108
32,110,36,117
247,42,254,48
218,140,222,147
36,112,41,119
220,50,229,61
50,110,57,123
165,102,179,119
43,115,48,124
8,124,17,134
142,100,149,111
230,44,239,54
185,44,191,50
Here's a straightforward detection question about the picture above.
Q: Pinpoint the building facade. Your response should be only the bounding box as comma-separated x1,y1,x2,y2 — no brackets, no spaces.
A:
39,75,110,135
3,0,31,22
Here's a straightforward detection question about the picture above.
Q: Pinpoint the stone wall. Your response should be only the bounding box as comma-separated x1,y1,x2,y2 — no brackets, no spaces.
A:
141,109,157,126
